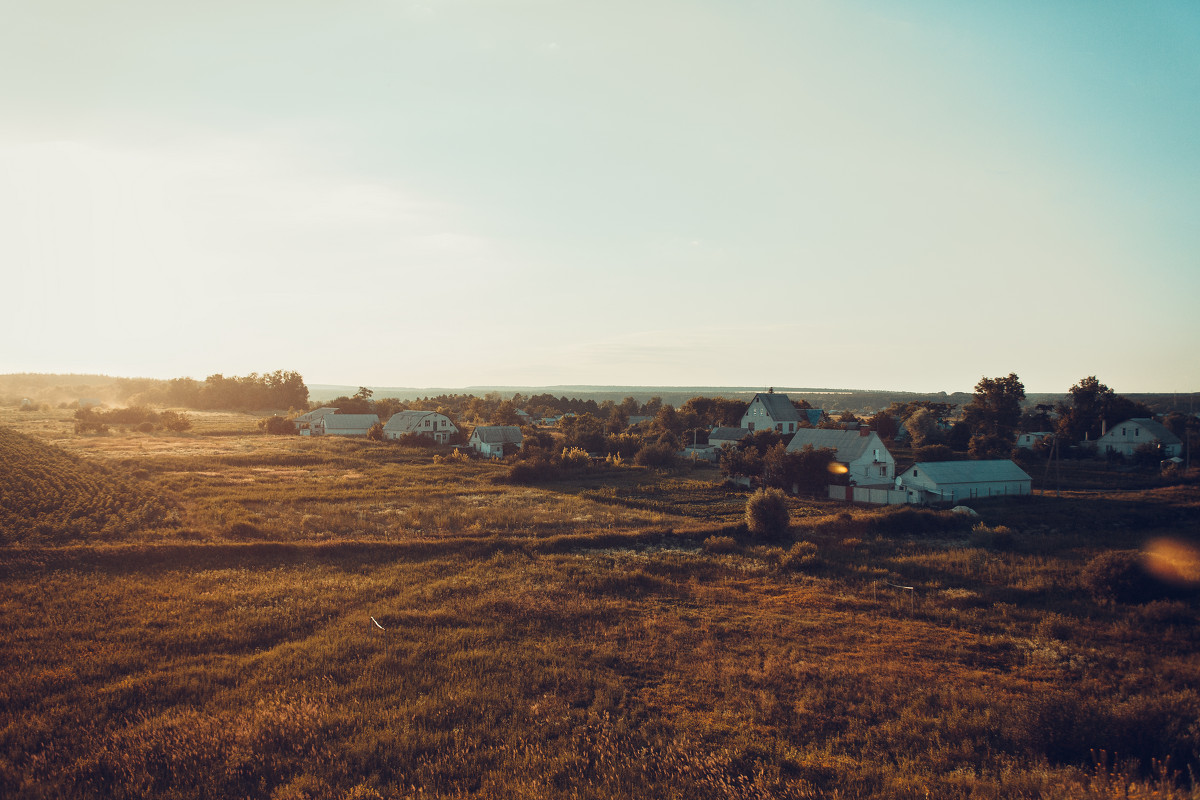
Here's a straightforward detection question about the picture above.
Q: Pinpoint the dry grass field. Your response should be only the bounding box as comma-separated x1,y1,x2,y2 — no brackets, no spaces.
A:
2,407,1199,799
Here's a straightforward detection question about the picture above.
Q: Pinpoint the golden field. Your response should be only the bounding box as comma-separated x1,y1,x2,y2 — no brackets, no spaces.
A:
2,406,1199,799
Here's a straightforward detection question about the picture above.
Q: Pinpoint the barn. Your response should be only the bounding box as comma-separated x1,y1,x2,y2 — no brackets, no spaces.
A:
898,460,1031,504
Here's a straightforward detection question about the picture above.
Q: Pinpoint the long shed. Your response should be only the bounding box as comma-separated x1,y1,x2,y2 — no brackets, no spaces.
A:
898,460,1031,504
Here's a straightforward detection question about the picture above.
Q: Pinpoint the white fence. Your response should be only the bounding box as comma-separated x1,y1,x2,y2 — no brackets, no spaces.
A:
828,485,910,505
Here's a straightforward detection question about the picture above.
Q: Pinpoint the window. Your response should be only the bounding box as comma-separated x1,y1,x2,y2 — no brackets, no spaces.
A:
776,423,782,432
788,423,794,432
879,466,887,476
425,420,430,427
1135,428,1139,437
912,469,918,477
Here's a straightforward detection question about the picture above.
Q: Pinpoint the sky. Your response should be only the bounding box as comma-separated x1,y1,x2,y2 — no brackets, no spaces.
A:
2,0,1198,394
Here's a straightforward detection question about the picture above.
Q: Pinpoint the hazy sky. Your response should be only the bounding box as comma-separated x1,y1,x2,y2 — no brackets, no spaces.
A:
3,1,1197,393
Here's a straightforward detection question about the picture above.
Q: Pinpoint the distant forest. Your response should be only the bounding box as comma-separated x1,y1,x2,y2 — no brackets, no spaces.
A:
0,372,1194,417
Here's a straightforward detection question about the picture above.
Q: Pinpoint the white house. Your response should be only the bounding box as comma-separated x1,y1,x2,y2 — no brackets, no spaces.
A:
315,414,379,437
1095,418,1182,459
294,407,339,436
898,460,1031,504
1015,431,1052,449
708,427,751,449
469,425,523,458
383,410,458,444
786,428,895,486
741,391,805,434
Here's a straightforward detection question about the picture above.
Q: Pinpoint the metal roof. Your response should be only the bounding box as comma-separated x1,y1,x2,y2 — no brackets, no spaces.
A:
904,460,1031,485
748,392,802,422
295,407,339,423
321,414,379,429
1110,418,1182,446
472,425,523,444
708,427,751,441
786,428,888,463
383,410,454,434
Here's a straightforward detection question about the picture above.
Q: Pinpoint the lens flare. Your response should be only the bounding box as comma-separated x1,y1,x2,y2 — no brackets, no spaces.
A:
1142,538,1200,587
828,463,849,475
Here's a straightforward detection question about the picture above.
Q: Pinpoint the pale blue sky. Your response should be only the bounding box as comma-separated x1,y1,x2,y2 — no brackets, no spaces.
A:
2,1,1197,393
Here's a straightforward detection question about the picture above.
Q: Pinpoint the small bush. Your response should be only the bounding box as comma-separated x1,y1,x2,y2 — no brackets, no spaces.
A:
969,522,1016,551
259,415,297,435
634,442,677,468
227,521,265,539
780,540,820,571
745,488,790,540
867,507,973,538
560,447,591,469
1081,550,1158,604
507,458,562,485
702,535,740,554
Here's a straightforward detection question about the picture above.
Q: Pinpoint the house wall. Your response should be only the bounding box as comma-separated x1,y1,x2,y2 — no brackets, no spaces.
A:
740,399,798,434
845,434,895,485
1097,422,1182,458
386,413,456,443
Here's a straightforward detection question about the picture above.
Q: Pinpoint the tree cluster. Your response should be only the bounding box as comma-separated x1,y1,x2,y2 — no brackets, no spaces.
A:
74,406,192,434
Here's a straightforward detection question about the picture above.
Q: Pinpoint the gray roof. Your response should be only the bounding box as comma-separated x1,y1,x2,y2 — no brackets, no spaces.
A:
709,427,751,441
383,410,454,434
748,392,802,422
905,460,1031,485
321,414,379,430
295,407,339,423
472,425,523,444
1119,418,1182,445
786,429,888,463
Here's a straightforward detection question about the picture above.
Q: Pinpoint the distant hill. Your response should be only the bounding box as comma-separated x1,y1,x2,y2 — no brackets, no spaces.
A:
0,426,172,544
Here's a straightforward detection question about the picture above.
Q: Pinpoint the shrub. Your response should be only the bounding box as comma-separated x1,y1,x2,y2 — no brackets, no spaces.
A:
968,523,1016,551
634,442,676,468
780,540,820,571
560,447,591,469
745,488,790,540
867,506,973,538
507,458,562,484
226,521,265,539
259,415,297,435
367,422,385,441
1081,550,1159,604
913,443,955,462
160,410,192,432
702,535,740,554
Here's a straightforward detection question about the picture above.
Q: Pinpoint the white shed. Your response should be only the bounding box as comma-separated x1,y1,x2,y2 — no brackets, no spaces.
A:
469,426,523,458
316,414,379,437
898,460,1031,504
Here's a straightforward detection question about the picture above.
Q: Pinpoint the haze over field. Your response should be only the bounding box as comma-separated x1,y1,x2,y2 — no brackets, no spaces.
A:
3,2,1198,393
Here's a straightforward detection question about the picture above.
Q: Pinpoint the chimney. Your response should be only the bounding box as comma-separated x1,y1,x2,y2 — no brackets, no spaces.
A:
859,426,869,437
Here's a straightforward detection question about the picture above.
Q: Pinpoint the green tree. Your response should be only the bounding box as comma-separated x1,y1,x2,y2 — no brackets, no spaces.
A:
962,373,1025,443
1056,376,1152,444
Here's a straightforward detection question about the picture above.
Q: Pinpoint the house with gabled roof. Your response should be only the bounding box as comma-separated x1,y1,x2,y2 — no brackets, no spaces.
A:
294,407,339,436
786,428,895,486
315,414,379,437
740,391,820,434
1015,431,1052,449
384,410,457,444
469,425,523,458
1095,418,1182,459
898,460,1031,504
708,427,751,450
